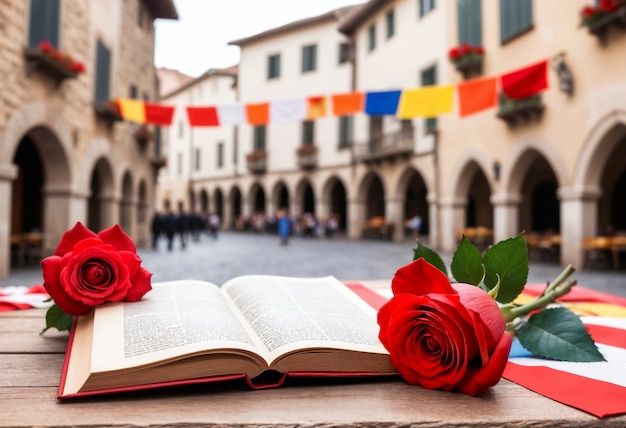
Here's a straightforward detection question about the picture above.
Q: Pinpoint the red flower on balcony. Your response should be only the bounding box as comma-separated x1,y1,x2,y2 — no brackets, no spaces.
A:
38,41,86,74
448,44,484,64
580,0,625,26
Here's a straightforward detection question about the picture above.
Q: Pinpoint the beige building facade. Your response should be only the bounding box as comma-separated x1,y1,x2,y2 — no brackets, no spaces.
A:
156,0,626,271
0,0,177,278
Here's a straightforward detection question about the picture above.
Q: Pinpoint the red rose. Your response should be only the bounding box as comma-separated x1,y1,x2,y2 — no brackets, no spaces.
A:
377,258,512,396
459,43,472,55
448,47,460,60
41,222,152,316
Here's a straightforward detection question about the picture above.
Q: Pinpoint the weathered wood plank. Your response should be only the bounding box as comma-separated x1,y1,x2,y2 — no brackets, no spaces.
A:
1,379,623,428
0,354,64,387
0,313,68,353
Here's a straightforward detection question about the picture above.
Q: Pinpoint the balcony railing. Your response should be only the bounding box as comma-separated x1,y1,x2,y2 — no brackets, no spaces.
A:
354,127,415,163
23,47,80,86
246,150,267,174
586,4,626,44
496,94,544,127
296,145,318,169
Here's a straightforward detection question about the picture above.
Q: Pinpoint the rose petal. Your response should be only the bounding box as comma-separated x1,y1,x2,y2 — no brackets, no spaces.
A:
54,222,97,257
98,224,137,253
41,256,92,315
391,258,455,296
123,267,153,301
455,332,513,396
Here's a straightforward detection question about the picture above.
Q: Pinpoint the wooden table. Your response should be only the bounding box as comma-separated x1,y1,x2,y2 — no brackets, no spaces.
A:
1,281,625,427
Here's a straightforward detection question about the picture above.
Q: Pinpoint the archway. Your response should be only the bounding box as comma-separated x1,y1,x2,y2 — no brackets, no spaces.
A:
214,188,224,219
120,171,133,233
250,183,266,214
199,189,209,214
362,172,385,219
466,169,493,230
12,136,44,237
326,177,347,232
599,135,626,234
273,181,290,212
518,154,560,234
229,186,242,228
402,169,429,236
299,180,315,215
88,158,115,232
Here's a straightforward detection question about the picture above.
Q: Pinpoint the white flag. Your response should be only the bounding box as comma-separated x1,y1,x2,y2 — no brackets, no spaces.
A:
216,104,246,125
270,98,307,124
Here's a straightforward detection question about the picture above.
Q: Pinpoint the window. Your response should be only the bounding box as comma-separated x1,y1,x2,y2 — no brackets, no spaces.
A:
129,84,138,99
338,116,353,148
268,54,281,79
253,126,266,151
177,152,182,176
419,0,436,17
28,0,60,48
302,121,315,145
195,148,201,171
178,120,184,138
500,0,532,43
217,142,224,167
94,40,111,102
421,65,438,132
368,24,376,51
458,0,482,46
338,42,351,64
302,45,317,72
386,9,395,39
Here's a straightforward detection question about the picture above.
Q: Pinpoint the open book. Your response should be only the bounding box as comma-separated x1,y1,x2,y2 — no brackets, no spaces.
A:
59,275,398,398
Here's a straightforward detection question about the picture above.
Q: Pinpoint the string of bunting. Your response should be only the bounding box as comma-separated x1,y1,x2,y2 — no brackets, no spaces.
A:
117,59,548,127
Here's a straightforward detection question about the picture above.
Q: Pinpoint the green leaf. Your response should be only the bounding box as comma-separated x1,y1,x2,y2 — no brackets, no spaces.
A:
413,241,448,277
518,307,606,362
40,304,74,334
450,236,484,286
483,234,528,303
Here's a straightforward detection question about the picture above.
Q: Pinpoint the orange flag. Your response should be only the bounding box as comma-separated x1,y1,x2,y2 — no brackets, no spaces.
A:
331,92,364,116
245,102,270,125
307,96,327,119
457,77,498,117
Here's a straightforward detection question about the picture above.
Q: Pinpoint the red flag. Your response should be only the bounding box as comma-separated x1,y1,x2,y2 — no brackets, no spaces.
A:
186,106,219,127
144,102,175,126
500,60,548,99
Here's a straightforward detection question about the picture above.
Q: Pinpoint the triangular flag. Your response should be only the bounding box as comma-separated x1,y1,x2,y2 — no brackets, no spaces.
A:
216,104,246,125
245,102,270,125
307,96,327,119
397,86,454,119
457,77,497,117
364,90,402,115
331,92,364,116
144,102,175,126
270,98,307,124
117,98,146,124
501,60,548,99
186,107,220,127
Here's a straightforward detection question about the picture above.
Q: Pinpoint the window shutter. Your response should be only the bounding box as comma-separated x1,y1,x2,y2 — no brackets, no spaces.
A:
500,0,532,42
458,0,482,46
28,0,60,48
95,40,111,102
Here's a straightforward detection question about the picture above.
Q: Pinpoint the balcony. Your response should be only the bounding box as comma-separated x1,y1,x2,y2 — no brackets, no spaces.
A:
452,55,484,80
133,125,153,152
296,145,318,169
93,101,123,125
23,46,81,86
246,150,267,174
584,4,626,44
354,128,414,163
496,94,544,127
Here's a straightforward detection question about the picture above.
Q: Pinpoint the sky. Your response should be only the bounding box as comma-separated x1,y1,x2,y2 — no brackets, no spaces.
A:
154,0,364,77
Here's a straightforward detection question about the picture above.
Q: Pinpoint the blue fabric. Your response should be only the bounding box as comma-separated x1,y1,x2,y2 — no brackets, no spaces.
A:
364,90,402,115
509,338,534,358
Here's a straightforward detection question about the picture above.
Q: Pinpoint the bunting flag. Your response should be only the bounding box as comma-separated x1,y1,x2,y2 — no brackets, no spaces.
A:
117,98,146,124
0,285,52,311
270,98,307,124
246,102,270,125
307,96,327,119
216,104,246,125
501,60,548,99
186,106,219,127
457,77,498,118
365,90,402,116
397,85,454,119
144,102,175,126
331,92,364,116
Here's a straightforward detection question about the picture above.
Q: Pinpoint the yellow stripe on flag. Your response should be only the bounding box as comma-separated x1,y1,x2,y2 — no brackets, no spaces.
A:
397,86,454,119
118,98,146,124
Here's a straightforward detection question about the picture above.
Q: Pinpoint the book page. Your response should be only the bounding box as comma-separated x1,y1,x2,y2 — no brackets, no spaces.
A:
90,280,261,373
221,275,388,365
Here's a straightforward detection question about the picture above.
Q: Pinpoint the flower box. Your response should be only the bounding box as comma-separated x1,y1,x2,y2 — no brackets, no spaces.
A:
246,150,267,174
448,44,484,79
296,145,318,169
496,94,544,127
133,125,153,150
93,101,123,124
580,1,626,43
23,41,85,86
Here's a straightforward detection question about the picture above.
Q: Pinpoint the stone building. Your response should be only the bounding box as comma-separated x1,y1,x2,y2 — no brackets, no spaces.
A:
156,0,626,270
0,0,177,278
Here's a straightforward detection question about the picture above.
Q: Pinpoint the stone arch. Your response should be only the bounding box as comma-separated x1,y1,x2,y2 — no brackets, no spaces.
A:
229,185,243,229
249,182,266,214
321,175,348,232
295,178,316,217
272,180,290,213
213,187,224,220
87,157,116,232
396,166,431,237
199,189,209,213
357,170,386,218
120,170,133,233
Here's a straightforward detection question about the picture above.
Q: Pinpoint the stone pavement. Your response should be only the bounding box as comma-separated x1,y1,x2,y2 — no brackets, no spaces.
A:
2,230,626,298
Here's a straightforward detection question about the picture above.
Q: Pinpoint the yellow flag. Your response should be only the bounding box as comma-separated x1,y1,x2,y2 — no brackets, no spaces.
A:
397,86,454,119
118,98,146,124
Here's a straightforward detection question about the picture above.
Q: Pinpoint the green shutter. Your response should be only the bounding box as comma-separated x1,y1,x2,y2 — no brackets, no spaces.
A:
458,0,483,46
500,0,532,42
95,40,111,102
28,0,60,48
